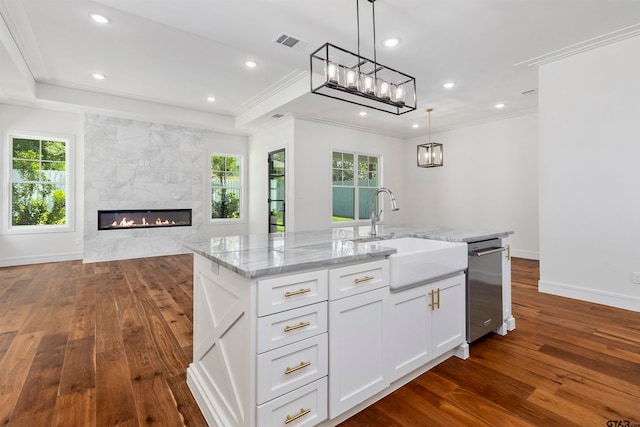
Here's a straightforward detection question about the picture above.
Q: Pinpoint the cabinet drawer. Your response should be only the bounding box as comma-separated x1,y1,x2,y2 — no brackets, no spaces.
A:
257,377,327,427
257,334,328,404
329,259,389,301
258,270,328,317
257,302,328,354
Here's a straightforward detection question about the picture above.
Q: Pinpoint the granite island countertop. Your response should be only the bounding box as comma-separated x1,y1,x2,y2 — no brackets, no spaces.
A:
178,225,513,278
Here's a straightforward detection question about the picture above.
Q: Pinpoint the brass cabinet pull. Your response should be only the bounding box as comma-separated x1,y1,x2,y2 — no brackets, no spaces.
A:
284,288,311,298
354,275,374,284
429,289,441,310
284,361,311,375
284,321,310,333
285,408,311,424
506,244,511,261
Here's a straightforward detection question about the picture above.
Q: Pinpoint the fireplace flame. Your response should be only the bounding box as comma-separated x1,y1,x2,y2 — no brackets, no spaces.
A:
108,216,176,228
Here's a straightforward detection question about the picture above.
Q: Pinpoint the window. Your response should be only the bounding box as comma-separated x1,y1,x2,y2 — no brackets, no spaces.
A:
211,154,241,220
332,151,379,222
8,134,72,231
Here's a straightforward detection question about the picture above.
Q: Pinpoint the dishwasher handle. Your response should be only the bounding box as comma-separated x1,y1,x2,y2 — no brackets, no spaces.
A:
470,246,505,257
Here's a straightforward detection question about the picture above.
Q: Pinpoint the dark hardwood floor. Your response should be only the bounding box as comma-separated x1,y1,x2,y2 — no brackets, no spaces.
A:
0,256,638,426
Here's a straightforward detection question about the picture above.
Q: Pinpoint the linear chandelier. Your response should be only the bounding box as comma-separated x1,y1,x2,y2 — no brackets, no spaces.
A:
309,0,417,115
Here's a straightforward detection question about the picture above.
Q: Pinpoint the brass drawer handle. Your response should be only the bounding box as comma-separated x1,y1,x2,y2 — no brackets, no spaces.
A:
285,408,311,424
428,289,441,310
284,288,311,298
506,244,511,261
354,275,374,284
284,321,310,333
284,361,311,375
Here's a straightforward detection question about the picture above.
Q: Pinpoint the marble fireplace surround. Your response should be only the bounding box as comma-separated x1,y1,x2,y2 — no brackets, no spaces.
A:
84,115,204,263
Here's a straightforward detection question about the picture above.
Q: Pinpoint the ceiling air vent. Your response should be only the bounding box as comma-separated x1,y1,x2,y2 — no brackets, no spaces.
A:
272,113,285,119
521,89,537,96
273,33,307,50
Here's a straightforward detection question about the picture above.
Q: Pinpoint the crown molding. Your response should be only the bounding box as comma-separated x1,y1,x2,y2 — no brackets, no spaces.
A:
233,69,308,115
515,23,640,67
292,114,407,140
0,0,48,79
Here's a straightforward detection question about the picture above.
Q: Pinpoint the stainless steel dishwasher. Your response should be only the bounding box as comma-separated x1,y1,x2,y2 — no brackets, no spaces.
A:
467,239,505,343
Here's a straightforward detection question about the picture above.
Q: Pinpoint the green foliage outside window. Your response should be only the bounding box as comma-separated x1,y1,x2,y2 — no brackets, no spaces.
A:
11,137,67,226
211,155,241,219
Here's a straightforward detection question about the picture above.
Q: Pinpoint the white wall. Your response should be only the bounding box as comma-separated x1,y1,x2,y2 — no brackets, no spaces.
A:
291,119,407,232
403,113,539,259
248,118,294,234
0,103,85,266
248,118,407,234
201,131,249,238
538,36,640,311
0,104,248,266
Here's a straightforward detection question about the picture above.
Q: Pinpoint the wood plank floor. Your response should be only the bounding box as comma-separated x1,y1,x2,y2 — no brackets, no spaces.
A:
0,256,638,426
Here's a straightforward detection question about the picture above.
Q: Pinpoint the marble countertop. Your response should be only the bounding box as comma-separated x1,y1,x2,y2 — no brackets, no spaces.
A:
179,225,513,278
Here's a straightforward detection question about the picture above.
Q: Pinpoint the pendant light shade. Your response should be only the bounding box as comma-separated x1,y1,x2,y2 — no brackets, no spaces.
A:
417,108,443,167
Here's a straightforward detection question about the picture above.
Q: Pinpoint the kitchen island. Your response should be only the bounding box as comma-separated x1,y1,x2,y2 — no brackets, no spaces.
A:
179,226,513,427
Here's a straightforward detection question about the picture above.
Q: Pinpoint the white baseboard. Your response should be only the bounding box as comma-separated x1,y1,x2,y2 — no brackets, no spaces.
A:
82,248,190,264
0,252,83,267
511,249,539,260
538,280,640,312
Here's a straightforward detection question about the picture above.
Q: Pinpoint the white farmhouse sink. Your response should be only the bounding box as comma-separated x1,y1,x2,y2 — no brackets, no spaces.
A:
379,237,468,290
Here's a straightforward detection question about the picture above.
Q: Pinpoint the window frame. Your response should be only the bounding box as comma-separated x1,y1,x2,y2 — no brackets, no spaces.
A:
3,130,75,235
331,150,382,225
209,152,243,223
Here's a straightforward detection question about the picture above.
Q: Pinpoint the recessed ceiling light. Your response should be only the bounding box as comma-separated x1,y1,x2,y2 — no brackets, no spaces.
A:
92,73,106,80
245,60,257,68
89,13,109,24
495,103,505,109
442,82,455,89
412,124,419,128
383,38,399,48
207,96,216,102
359,111,367,116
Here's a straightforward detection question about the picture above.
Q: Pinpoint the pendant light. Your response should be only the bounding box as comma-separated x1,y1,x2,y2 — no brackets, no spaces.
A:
417,108,443,167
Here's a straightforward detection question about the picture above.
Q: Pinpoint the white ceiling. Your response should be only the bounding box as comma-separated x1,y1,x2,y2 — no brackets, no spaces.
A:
1,0,639,137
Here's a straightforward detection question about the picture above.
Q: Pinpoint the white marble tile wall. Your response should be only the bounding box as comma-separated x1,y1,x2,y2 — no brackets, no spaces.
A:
84,115,204,262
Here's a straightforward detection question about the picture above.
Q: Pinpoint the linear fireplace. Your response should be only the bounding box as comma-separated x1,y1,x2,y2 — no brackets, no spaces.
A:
98,209,192,230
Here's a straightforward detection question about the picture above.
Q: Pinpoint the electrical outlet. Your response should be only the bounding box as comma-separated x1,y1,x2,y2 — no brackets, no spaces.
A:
633,272,640,284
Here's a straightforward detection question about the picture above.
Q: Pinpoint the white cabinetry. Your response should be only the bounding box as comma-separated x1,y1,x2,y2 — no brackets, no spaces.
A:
501,236,515,332
188,254,329,427
189,252,468,426
389,273,465,382
255,270,329,426
327,260,390,419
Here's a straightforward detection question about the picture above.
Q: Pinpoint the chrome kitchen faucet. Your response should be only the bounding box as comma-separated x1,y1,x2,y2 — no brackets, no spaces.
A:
370,188,399,237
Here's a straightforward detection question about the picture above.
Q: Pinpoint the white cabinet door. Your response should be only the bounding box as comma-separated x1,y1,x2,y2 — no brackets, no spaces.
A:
389,273,466,382
431,274,466,359
328,287,389,419
389,284,432,382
